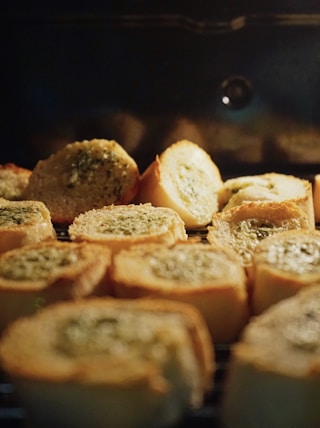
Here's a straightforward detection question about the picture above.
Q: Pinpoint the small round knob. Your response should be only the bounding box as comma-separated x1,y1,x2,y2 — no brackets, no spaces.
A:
221,76,252,109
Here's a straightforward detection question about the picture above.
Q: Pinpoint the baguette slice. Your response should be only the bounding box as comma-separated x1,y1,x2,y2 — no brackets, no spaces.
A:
251,229,320,315
136,140,223,228
0,297,214,428
111,241,249,343
23,139,140,224
0,241,111,333
68,203,187,253
0,163,31,200
219,172,315,228
0,198,56,253
222,285,320,428
207,201,310,270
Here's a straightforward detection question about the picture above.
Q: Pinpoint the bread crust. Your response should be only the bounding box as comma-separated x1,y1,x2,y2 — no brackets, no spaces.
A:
136,140,223,228
0,163,31,200
110,241,249,343
0,241,112,333
0,198,56,253
68,203,187,252
219,172,315,228
222,285,320,428
313,174,320,223
207,200,310,270
251,228,320,315
23,139,140,224
0,297,214,428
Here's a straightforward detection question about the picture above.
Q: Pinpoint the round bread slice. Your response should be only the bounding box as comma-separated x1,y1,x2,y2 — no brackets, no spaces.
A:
136,140,223,228
251,228,320,315
222,285,320,428
23,139,140,224
0,241,111,334
219,172,315,228
110,241,249,343
0,163,31,200
207,200,310,270
0,297,214,428
68,203,187,252
0,198,56,253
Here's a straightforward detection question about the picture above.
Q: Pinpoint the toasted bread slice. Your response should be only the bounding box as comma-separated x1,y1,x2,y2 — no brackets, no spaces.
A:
110,241,249,343
0,240,112,333
136,140,223,228
0,297,214,428
23,139,140,224
0,198,56,253
251,228,320,314
68,203,187,253
0,163,32,200
222,285,320,428
219,172,315,228
207,201,310,270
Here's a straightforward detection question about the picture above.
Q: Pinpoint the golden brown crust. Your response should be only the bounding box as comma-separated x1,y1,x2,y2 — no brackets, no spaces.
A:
219,172,315,228
0,198,56,253
68,203,187,253
0,163,32,200
136,140,223,228
23,139,140,224
110,241,249,343
0,241,112,333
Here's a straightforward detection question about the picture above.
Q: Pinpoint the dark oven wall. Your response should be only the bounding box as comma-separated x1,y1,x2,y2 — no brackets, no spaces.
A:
3,1,320,177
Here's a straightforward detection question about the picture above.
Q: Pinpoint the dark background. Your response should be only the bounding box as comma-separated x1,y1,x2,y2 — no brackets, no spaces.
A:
2,1,320,176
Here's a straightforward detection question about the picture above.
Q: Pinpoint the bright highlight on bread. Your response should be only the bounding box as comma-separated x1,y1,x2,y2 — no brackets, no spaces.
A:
136,140,223,228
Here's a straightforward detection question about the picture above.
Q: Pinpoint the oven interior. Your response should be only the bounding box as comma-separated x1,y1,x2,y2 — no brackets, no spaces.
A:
2,2,320,427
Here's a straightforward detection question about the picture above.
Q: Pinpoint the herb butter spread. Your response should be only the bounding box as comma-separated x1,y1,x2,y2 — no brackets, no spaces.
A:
283,305,320,351
0,247,79,280
230,219,286,266
115,243,242,288
71,205,181,237
0,206,43,227
261,236,320,274
174,162,218,219
147,246,234,284
66,146,131,198
56,310,184,360
243,287,320,362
